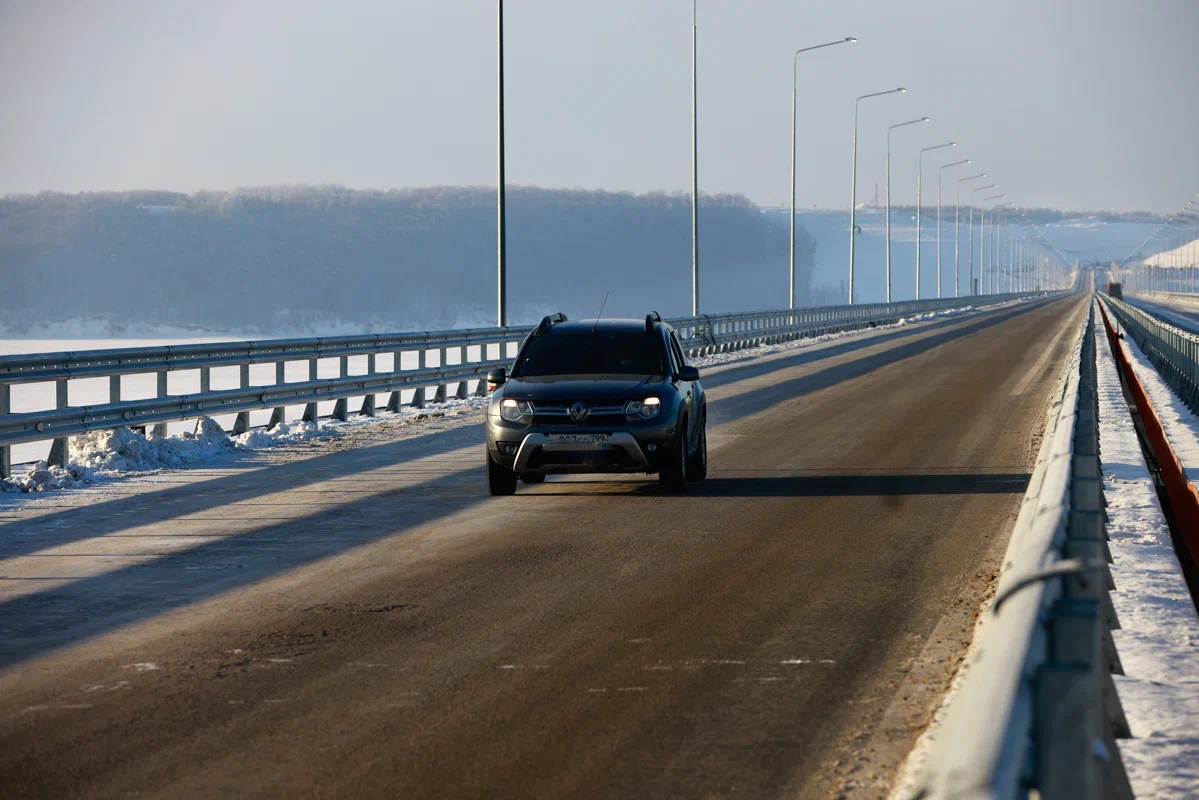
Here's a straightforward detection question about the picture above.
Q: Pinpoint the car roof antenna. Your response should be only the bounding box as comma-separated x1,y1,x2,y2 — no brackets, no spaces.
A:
592,291,610,334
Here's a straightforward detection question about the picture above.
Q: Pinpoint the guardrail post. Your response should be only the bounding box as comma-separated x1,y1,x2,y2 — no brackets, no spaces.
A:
151,370,169,438
434,347,448,403
0,383,10,479
361,354,377,417
475,343,490,397
269,361,286,428
332,356,349,422
412,349,427,409
233,364,251,435
303,358,318,422
387,350,404,412
455,346,469,399
47,379,69,467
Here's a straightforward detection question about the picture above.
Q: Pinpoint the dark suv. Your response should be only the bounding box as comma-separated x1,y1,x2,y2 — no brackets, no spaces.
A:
485,312,707,495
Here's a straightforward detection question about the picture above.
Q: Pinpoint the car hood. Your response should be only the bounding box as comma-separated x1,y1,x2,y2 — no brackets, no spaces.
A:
503,375,668,402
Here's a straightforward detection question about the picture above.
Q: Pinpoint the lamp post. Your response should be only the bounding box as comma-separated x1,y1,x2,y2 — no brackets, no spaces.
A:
789,37,856,309
936,159,970,298
496,0,507,326
886,116,930,302
691,0,699,315
981,194,1005,294
848,87,906,304
989,201,1012,292
969,183,997,295
916,142,955,299
955,174,985,297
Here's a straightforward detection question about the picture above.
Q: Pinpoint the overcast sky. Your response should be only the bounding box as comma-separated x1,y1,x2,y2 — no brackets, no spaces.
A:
3,0,1197,212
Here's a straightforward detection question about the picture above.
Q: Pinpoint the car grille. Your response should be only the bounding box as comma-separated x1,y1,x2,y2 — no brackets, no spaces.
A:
532,401,627,425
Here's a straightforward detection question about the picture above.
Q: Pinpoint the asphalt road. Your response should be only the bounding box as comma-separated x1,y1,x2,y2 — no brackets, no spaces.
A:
0,293,1089,799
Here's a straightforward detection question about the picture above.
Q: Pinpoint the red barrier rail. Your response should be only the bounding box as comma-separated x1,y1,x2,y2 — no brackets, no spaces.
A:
1098,299,1199,567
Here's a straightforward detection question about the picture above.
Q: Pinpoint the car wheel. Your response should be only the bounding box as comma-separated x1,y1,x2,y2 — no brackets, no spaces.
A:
521,472,546,484
487,450,519,496
687,416,707,482
658,426,687,493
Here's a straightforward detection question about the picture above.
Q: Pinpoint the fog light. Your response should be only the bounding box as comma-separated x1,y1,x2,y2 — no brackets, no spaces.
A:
646,444,657,452
503,444,516,455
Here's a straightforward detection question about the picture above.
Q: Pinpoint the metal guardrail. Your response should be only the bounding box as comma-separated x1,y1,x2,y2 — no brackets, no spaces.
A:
0,291,1054,477
914,302,1131,799
1106,293,1199,413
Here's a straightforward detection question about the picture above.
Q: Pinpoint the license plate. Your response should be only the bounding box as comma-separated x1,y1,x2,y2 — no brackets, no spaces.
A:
551,434,607,445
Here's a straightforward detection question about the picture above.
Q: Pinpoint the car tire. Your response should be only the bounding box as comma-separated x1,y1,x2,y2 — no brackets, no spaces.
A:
487,450,519,496
521,472,546,484
658,426,688,493
687,415,708,482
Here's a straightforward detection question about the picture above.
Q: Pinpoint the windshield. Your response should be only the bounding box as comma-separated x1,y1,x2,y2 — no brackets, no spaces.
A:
513,332,668,377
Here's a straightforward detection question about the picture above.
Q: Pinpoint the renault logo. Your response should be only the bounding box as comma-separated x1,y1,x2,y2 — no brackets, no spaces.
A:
568,401,589,422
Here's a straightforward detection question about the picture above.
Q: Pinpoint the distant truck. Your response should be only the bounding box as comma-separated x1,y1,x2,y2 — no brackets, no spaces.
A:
1107,281,1123,299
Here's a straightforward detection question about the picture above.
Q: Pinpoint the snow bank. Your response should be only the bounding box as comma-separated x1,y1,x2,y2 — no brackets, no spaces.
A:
1095,306,1199,798
1,417,244,493
0,397,490,495
235,419,327,448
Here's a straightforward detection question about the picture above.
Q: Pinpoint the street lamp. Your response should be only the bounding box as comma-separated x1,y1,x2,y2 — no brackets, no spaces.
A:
981,194,1005,294
969,183,997,295
886,116,930,302
955,174,985,297
497,0,507,326
789,36,856,309
937,159,971,298
691,0,699,314
988,201,1012,292
848,87,906,304
916,141,955,299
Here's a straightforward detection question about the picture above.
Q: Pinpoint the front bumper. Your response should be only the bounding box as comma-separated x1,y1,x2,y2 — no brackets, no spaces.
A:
487,415,679,475
512,432,651,474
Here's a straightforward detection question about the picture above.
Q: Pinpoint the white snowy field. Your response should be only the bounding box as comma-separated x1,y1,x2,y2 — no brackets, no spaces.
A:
0,337,497,466
1095,306,1199,798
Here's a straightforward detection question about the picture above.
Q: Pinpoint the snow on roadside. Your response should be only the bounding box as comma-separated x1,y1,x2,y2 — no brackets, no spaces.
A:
1,396,490,496
1113,311,1199,472
1095,303,1199,798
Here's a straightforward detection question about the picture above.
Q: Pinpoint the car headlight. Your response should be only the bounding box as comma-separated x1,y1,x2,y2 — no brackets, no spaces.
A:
500,398,534,422
625,397,661,419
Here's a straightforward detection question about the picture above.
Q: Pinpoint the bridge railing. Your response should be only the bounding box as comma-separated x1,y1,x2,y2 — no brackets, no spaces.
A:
914,302,1132,799
1105,293,1199,413
0,290,1053,477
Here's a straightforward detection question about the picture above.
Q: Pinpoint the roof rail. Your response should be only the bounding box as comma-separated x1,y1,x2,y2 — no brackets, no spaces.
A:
536,313,568,334
644,312,661,333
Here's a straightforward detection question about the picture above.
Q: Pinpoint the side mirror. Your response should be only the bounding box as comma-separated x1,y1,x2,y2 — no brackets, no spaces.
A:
486,368,507,389
678,366,700,382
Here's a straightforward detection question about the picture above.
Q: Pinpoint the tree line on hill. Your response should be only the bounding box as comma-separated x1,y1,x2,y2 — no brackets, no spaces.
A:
0,186,817,335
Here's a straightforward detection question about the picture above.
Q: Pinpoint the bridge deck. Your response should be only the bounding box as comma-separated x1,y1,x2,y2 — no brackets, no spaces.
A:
0,295,1087,798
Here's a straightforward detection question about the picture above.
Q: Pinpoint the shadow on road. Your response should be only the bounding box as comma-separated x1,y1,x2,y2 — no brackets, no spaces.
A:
534,473,1031,498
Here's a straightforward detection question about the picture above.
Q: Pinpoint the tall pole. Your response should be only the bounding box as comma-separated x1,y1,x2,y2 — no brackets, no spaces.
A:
886,117,928,302
937,159,970,299
969,184,996,295
790,37,855,309
691,0,699,315
955,174,984,298
916,142,955,300
496,0,507,327
848,88,905,304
